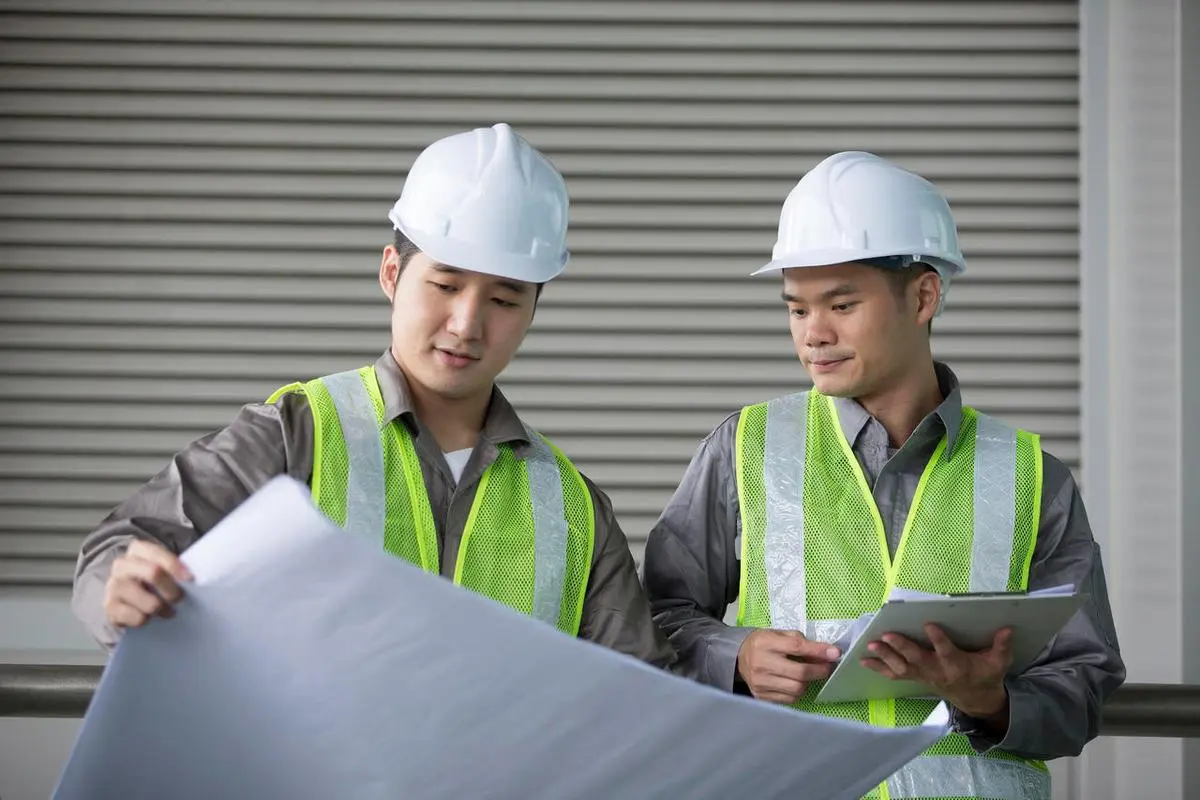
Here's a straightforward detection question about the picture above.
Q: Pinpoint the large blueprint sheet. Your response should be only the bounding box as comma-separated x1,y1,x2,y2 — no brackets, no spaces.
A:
55,477,949,799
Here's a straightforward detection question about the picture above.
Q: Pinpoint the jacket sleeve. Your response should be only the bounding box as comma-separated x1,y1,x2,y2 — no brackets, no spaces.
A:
952,454,1127,759
576,475,677,669
71,394,314,650
643,414,755,690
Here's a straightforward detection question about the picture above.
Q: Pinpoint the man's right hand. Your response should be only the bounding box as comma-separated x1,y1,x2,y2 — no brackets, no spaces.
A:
736,629,841,704
103,540,193,629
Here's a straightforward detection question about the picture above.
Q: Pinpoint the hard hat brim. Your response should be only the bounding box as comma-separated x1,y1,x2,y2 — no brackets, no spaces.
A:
752,249,966,278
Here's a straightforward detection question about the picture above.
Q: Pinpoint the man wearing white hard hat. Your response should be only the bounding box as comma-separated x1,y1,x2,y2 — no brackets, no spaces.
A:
73,123,675,668
643,152,1123,798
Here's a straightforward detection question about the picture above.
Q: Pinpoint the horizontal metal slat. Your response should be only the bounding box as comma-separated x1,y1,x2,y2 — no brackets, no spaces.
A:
0,41,1080,78
0,245,1084,281
0,327,1081,361
0,221,1081,256
0,558,69,586
0,428,1081,471
0,505,117,532
0,359,1081,394
0,532,82,559
0,400,1082,437
0,1,1080,26
0,93,1081,128
0,428,721,462
0,143,1081,180
0,276,1080,310
0,16,1079,51
0,308,1080,337
0,379,1082,417
0,66,1080,103
0,119,1082,155
0,170,1082,207
0,195,1080,232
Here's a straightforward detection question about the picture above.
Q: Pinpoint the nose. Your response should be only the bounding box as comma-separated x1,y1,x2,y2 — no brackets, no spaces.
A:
445,291,484,343
802,308,836,349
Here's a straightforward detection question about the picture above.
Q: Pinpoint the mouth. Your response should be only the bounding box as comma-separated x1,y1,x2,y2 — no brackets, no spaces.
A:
434,347,481,368
808,356,849,373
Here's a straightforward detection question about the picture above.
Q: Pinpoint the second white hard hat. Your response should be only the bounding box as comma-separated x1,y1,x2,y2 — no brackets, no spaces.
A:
754,151,966,279
388,123,570,284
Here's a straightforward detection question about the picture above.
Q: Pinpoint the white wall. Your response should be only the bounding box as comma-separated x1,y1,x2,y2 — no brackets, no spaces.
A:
1079,0,1197,797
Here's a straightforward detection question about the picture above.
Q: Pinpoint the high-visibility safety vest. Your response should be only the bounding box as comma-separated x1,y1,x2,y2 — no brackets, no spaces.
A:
735,390,1049,800
269,366,596,635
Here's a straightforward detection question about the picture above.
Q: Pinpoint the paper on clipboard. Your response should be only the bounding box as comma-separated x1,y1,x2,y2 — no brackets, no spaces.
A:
816,586,1085,704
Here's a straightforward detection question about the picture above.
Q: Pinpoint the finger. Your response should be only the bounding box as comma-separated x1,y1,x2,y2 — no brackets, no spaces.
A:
882,633,931,665
860,658,897,679
112,557,185,604
111,579,170,618
757,654,829,683
752,674,808,700
925,624,959,659
107,603,150,630
756,690,805,705
777,631,841,662
126,540,193,583
867,641,911,677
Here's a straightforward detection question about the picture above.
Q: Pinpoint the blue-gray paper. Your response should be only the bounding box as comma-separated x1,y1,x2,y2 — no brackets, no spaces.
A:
55,476,948,800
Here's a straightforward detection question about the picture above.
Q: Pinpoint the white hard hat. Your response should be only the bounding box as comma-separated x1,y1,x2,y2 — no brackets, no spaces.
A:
388,123,570,284
753,151,966,280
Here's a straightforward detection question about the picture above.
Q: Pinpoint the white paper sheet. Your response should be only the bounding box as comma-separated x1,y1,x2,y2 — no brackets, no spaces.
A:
54,476,950,800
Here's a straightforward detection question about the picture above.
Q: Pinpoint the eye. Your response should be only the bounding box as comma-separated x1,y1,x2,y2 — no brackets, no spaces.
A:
493,298,520,309
429,281,456,293
789,307,807,318
833,301,858,312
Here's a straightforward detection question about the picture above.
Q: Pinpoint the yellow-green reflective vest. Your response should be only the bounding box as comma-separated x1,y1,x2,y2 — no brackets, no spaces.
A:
736,390,1049,800
270,366,595,635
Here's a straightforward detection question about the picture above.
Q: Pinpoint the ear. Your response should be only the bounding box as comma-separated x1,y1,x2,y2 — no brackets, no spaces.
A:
913,270,942,326
379,245,400,301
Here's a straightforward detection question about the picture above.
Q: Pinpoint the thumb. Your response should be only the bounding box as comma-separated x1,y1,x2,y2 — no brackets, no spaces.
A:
781,630,841,662
990,627,1015,664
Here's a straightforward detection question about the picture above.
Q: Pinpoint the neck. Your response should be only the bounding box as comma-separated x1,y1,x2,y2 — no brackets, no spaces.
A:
394,348,488,453
854,359,943,448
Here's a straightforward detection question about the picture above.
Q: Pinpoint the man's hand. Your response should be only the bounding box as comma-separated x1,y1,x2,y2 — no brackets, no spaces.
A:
103,540,193,630
736,629,841,705
862,624,1012,723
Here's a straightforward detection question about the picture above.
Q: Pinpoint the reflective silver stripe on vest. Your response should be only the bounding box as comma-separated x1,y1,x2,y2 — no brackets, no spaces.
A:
523,426,570,627
763,393,809,630
322,369,386,544
970,413,1018,592
805,618,857,646
886,754,1050,799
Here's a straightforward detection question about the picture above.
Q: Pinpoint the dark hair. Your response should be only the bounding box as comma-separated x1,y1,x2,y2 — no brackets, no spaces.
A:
393,230,423,272
859,257,936,333
392,230,544,300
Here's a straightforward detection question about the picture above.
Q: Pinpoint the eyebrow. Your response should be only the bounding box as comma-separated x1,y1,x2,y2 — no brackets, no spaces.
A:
431,264,530,295
781,283,860,304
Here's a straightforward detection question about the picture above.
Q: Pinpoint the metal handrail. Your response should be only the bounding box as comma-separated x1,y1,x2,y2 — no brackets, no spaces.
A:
1,663,1197,738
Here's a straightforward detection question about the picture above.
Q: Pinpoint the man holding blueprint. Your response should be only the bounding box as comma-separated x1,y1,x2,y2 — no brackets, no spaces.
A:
71,123,674,668
643,151,1125,799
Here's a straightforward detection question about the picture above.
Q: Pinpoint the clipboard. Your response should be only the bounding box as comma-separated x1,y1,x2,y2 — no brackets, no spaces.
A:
814,591,1086,704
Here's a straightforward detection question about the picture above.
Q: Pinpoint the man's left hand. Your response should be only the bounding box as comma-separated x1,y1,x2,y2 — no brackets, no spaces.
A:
861,624,1012,724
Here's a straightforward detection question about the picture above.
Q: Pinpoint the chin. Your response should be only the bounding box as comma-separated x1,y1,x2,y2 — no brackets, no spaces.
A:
427,379,480,400
811,375,859,398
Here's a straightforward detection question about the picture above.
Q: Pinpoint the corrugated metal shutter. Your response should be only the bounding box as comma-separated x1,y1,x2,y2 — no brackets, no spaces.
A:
0,1,1080,587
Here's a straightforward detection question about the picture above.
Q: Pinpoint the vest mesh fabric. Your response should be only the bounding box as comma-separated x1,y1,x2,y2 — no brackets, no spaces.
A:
270,366,594,635
736,390,1047,800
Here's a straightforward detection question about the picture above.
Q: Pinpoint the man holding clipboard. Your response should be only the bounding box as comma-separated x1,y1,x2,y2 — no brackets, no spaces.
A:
643,151,1124,799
